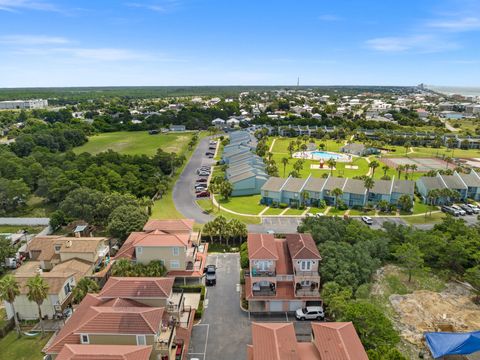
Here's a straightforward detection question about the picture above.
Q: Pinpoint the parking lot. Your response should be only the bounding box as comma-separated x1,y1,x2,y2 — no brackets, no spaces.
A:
188,253,314,360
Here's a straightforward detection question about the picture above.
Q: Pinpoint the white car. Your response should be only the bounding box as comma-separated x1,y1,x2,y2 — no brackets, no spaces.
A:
451,205,466,216
361,216,373,225
295,306,325,321
467,204,480,213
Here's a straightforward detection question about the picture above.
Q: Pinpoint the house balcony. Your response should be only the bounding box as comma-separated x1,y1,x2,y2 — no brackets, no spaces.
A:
295,282,320,297
250,268,276,278
293,269,320,279
166,291,184,316
155,324,176,354
252,281,276,297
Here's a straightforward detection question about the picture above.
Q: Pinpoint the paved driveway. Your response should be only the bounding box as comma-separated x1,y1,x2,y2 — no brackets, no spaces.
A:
188,253,315,360
173,137,215,224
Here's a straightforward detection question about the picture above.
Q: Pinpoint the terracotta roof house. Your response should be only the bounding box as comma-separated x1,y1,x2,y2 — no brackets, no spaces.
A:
4,235,111,321
44,293,193,360
245,233,322,313
115,220,207,283
247,322,368,360
56,344,152,360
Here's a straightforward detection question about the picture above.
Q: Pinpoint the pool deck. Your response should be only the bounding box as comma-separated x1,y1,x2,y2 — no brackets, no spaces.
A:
293,150,352,162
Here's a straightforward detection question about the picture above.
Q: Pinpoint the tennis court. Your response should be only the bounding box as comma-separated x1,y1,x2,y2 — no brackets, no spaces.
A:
381,157,454,172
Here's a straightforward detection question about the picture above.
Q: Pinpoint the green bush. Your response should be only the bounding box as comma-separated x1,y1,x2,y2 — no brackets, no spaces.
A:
279,203,288,209
240,242,249,269
240,269,245,285
242,299,249,310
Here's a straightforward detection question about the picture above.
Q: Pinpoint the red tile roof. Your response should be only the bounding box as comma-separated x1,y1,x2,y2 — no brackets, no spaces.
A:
143,219,194,233
99,277,174,299
311,322,368,360
250,322,299,360
44,294,163,355
274,238,293,275
56,344,152,360
248,233,279,260
286,234,321,260
115,230,188,260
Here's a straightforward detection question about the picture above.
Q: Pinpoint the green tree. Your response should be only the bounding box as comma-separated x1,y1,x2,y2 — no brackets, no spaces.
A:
72,277,100,304
0,237,16,268
107,204,148,242
396,165,405,179
331,188,343,209
219,180,233,201
326,158,336,176
0,178,30,213
301,191,310,207
281,157,289,177
227,218,247,245
26,275,49,338
369,160,379,178
0,275,21,337
382,165,390,177
394,242,424,282
287,141,296,158
397,194,413,212
363,177,375,206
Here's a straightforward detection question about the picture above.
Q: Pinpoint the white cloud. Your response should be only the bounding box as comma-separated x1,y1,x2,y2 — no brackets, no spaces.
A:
0,0,58,12
0,35,69,45
365,34,458,53
126,1,181,13
427,17,480,31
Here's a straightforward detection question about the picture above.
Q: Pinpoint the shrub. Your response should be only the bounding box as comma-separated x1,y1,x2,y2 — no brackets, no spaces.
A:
279,203,288,209
242,299,249,310
240,242,249,269
240,269,245,285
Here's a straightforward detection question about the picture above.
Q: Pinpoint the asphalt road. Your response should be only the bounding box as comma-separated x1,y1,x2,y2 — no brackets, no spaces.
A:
173,137,215,224
187,253,312,360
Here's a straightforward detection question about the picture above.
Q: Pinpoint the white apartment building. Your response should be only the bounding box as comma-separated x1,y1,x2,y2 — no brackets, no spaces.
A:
0,99,48,110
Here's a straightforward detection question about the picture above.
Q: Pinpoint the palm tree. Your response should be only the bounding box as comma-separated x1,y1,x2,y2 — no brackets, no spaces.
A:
369,160,379,178
111,258,135,277
207,183,217,210
404,141,411,156
72,278,99,304
0,275,21,337
293,160,304,174
281,157,289,177
213,216,228,244
301,191,310,207
382,165,390,177
364,177,375,206
26,275,49,338
426,189,440,217
404,164,411,180
326,158,336,176
227,219,247,245
447,138,457,157
266,152,273,162
409,164,418,180
445,156,452,169
331,188,343,209
319,143,326,151
397,165,405,179
202,221,215,244
287,141,296,158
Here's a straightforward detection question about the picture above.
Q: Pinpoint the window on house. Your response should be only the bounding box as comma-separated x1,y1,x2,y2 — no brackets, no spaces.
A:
136,334,146,346
170,260,180,269
64,283,71,295
54,245,61,253
300,280,311,287
258,261,272,271
80,334,89,344
172,247,179,256
300,261,312,271
136,246,143,255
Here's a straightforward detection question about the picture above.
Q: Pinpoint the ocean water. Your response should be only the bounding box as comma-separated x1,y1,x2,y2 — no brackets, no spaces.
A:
428,86,480,97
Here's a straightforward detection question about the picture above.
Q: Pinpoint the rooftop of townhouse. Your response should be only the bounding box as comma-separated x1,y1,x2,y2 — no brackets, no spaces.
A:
261,177,288,192
99,277,175,299
285,234,321,261
458,170,480,187
342,178,367,195
56,344,152,360
143,219,195,234
247,322,368,360
417,176,447,191
440,174,468,190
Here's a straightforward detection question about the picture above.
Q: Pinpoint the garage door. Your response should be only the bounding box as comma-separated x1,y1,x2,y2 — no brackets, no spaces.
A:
289,301,303,312
269,301,283,312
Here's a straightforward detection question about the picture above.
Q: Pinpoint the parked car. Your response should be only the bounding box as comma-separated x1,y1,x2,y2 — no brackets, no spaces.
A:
361,216,373,225
198,171,210,176
205,152,215,156
204,265,216,286
295,306,325,321
441,205,459,216
196,178,208,183
459,204,474,215
451,204,466,216
196,191,210,198
467,204,480,213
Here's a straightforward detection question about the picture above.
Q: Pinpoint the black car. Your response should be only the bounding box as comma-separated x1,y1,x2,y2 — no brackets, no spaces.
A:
204,265,216,286
459,204,474,214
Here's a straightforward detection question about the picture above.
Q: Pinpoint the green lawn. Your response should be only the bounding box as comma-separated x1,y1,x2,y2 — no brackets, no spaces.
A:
283,208,305,215
74,131,193,156
326,207,347,216
0,225,45,234
403,211,446,225
348,208,374,216
218,195,265,215
307,207,326,215
196,199,261,224
382,144,480,159
0,332,52,360
262,207,285,215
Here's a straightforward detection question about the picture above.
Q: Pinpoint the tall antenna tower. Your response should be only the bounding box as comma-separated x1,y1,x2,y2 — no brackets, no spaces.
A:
297,76,300,88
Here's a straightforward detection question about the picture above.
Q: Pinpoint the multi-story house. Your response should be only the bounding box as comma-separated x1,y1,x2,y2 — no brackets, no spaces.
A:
4,236,110,321
55,344,152,360
245,233,322,313
247,321,368,360
416,170,480,203
115,219,208,284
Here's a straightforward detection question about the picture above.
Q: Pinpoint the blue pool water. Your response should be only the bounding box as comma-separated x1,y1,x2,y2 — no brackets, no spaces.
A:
310,151,346,160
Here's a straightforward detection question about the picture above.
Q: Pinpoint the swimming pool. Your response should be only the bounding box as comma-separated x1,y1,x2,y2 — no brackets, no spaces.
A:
293,150,350,162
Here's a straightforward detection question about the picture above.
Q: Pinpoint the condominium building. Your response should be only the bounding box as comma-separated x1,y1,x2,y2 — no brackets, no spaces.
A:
0,99,48,109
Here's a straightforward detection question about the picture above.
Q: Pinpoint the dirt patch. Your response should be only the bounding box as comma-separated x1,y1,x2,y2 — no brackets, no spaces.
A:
390,283,480,346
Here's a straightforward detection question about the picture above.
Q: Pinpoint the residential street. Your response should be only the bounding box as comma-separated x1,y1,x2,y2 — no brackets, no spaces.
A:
188,253,312,360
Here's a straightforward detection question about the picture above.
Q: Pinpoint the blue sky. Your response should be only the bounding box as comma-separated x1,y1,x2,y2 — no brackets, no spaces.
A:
0,0,479,87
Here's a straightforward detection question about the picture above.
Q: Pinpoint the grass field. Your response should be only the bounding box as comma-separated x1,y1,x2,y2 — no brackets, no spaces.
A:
263,207,285,215
0,332,52,360
196,198,261,224
74,131,193,156
403,211,446,225
0,225,45,234
218,195,264,215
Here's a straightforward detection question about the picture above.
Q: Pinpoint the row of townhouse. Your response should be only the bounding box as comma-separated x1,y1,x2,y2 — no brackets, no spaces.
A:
5,236,110,321
115,219,208,284
416,170,480,203
43,276,195,360
245,233,322,313
260,174,414,208
222,130,269,196
247,321,368,360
